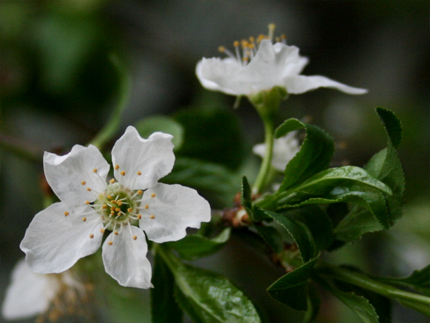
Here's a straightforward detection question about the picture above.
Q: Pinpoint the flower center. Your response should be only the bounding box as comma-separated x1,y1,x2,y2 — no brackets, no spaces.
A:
217,23,285,66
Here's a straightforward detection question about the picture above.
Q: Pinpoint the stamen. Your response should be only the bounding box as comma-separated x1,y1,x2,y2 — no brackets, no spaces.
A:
114,231,118,235
218,45,236,60
87,188,91,192
100,228,105,233
110,179,115,184
115,164,119,170
120,171,126,176
150,214,155,219
137,171,142,176
127,207,133,213
151,193,156,198
133,235,137,240
64,211,69,216
102,205,107,209
85,201,90,205
81,181,86,185
89,234,94,239
93,168,97,173
268,23,276,42
137,214,142,219
82,217,87,222
108,241,113,246
144,204,149,210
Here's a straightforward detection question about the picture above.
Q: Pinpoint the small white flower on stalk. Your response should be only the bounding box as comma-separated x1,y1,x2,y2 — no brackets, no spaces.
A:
2,259,86,320
253,131,300,172
196,24,367,97
20,126,211,289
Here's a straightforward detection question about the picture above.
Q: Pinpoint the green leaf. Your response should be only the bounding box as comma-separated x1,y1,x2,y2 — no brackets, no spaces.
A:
151,253,183,323
162,157,240,208
166,227,231,261
303,283,321,323
267,257,318,310
254,225,284,254
134,115,184,150
287,206,334,252
314,275,380,323
174,107,245,170
165,256,261,322
263,210,316,262
275,119,334,191
375,107,402,149
375,263,430,297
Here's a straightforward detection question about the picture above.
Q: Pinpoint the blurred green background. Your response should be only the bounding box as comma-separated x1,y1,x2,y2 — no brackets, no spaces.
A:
1,1,429,322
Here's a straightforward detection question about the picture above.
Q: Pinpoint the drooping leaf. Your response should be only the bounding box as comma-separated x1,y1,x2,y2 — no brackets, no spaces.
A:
162,157,240,208
151,253,183,323
169,258,261,323
134,115,184,150
275,119,334,191
166,227,231,261
174,107,245,170
263,210,316,263
267,257,318,310
313,275,380,323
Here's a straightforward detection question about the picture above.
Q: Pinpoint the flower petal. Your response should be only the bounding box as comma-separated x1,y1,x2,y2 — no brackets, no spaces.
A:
44,145,109,205
284,75,368,95
20,202,103,274
1,259,57,319
139,183,211,243
102,227,153,289
111,126,175,190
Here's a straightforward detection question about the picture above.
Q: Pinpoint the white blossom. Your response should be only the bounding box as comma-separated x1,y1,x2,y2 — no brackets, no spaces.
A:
20,126,211,289
196,39,367,97
253,131,300,171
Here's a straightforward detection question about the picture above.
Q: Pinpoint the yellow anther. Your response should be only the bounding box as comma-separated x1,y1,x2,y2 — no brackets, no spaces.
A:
144,204,149,210
151,193,156,198
117,201,123,206
150,214,155,219
108,241,113,246
241,40,249,48
249,36,255,42
110,179,115,184
82,217,87,222
268,23,276,41
100,228,106,233
120,171,126,176
111,206,115,211
89,234,94,239
87,188,91,192
111,200,117,204
137,190,143,195
137,171,142,176
115,208,120,212
108,195,113,199
257,34,265,43
281,34,287,40
248,43,255,49
102,205,107,209
85,201,90,205
81,181,86,185
137,214,142,219
242,57,249,62
218,46,226,52
114,231,118,235
115,164,119,170
133,235,137,240
127,208,133,213
110,211,115,215
93,168,97,173
233,40,240,47
64,211,69,216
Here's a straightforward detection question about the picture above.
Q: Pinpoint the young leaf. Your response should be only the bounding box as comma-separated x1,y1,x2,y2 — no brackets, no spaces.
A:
134,115,184,150
275,119,334,191
267,257,319,310
165,227,231,261
313,275,380,323
151,253,183,323
262,210,316,262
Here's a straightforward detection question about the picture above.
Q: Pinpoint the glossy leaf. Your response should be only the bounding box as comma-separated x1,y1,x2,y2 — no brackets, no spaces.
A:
375,107,402,149
174,107,245,170
314,275,380,323
151,253,183,323
166,227,231,261
134,115,184,150
275,119,334,191
267,257,318,310
263,210,316,262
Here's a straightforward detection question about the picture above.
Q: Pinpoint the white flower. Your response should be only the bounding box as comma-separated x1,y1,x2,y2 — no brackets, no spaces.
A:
20,126,211,289
253,131,300,171
196,39,367,97
2,259,83,320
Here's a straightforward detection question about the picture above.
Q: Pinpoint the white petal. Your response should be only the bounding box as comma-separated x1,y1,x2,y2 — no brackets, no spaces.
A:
139,183,211,243
111,126,175,190
20,202,103,274
44,145,109,205
102,228,153,289
1,259,58,319
284,75,368,95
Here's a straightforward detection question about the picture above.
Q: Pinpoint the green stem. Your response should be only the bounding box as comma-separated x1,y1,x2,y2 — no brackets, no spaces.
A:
317,262,430,313
252,116,274,194
89,54,131,150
